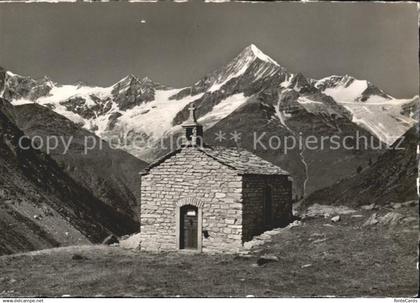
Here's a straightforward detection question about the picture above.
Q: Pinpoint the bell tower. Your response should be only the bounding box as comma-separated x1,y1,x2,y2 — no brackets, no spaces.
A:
182,104,203,146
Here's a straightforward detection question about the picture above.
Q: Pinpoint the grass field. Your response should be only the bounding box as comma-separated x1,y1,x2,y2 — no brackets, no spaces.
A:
0,204,418,297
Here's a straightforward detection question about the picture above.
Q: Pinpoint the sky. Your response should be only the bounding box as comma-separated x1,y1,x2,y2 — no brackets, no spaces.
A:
0,2,418,98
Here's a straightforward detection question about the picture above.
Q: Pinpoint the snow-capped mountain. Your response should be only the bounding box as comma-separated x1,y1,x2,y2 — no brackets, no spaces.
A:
3,45,414,151
315,74,391,102
314,75,416,145
1,45,290,160
0,67,54,101
171,44,286,98
0,44,417,195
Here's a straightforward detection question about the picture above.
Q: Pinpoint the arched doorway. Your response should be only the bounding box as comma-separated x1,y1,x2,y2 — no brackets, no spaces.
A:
180,205,199,250
176,198,203,251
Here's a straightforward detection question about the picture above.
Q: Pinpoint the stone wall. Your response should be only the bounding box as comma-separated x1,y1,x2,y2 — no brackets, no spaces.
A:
242,175,292,242
139,147,243,253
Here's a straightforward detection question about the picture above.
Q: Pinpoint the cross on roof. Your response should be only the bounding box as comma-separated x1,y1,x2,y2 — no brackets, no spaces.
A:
187,103,197,123
188,103,196,116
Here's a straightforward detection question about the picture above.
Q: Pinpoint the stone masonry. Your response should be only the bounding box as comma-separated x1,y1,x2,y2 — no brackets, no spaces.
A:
140,147,243,253
242,174,292,242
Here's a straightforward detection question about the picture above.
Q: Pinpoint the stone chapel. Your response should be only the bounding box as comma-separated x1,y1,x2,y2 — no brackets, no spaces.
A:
138,105,293,253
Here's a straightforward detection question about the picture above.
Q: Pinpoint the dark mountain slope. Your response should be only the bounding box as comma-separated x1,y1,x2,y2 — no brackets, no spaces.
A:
13,103,148,226
204,92,383,197
0,98,136,255
302,127,417,207
152,92,382,197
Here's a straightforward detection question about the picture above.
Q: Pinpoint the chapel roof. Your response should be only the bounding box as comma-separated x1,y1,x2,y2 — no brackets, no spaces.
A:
140,104,289,176
199,146,289,175
140,145,289,176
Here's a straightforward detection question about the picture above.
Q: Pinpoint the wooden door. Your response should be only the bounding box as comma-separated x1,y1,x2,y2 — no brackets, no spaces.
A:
180,205,198,249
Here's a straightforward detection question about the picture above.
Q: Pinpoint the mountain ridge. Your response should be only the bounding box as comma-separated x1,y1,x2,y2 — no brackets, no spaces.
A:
1,44,416,196
301,126,417,207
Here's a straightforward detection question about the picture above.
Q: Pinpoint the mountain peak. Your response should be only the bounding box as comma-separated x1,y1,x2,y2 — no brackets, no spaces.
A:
126,74,139,81
141,76,153,83
113,74,140,88
241,44,280,66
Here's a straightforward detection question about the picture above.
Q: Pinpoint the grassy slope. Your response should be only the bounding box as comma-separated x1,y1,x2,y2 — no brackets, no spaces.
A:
301,127,417,208
0,204,417,297
0,98,139,255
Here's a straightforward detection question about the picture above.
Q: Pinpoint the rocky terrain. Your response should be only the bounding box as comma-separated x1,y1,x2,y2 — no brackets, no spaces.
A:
2,45,416,196
401,97,420,119
0,98,144,255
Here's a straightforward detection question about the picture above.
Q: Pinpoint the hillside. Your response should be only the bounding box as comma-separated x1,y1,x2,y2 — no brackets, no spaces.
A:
152,93,383,196
0,98,139,255
13,103,148,226
204,94,383,196
302,126,417,207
